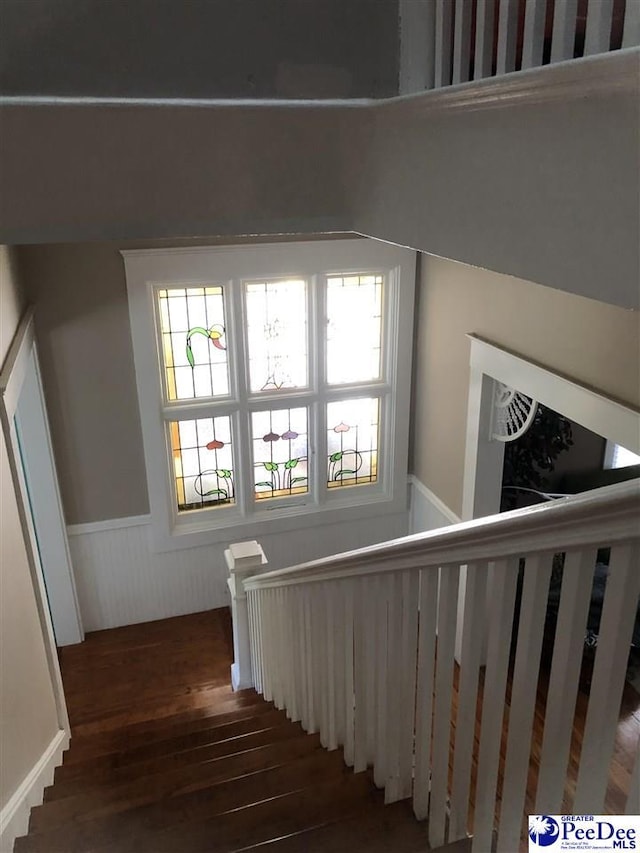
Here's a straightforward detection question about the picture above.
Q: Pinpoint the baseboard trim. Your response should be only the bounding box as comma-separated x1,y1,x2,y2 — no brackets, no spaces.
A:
67,514,151,536
408,475,461,533
0,728,69,851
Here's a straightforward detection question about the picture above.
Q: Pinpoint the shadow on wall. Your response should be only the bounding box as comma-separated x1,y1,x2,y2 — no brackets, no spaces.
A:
0,0,399,100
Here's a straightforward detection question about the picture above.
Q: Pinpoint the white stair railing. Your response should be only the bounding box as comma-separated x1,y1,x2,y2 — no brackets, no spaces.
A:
399,0,640,95
243,479,640,851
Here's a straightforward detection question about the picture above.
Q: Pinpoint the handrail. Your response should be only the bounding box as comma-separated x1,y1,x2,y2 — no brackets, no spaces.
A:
245,478,639,589
243,476,640,850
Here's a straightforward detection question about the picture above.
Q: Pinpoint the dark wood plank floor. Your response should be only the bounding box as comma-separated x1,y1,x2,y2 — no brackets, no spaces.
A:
16,609,432,853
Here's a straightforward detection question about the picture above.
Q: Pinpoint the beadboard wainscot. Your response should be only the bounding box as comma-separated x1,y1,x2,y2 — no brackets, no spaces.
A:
66,510,409,631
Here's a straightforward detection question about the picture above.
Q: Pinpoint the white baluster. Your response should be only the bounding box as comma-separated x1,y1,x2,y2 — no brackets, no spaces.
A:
297,586,308,728
374,573,391,789
365,577,378,765
551,0,579,62
272,588,282,708
584,0,615,55
521,0,547,69
622,0,640,48
354,576,369,773
413,566,439,820
262,588,274,702
283,586,295,720
449,561,489,841
496,0,519,74
316,582,330,748
247,590,257,692
344,578,355,767
435,0,454,87
326,582,338,750
474,0,496,79
398,570,420,800
429,564,460,848
254,589,264,694
536,548,597,814
332,581,346,750
498,553,554,853
574,543,640,813
276,587,290,710
304,586,316,733
385,571,405,802
452,0,473,83
399,0,436,93
472,557,520,853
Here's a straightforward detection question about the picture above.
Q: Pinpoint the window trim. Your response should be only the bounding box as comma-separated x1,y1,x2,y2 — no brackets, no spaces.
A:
123,239,416,552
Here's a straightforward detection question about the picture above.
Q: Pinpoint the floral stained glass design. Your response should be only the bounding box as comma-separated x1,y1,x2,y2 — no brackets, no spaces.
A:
252,408,308,500
327,398,379,489
170,416,234,511
326,274,383,385
158,287,229,401
245,279,307,393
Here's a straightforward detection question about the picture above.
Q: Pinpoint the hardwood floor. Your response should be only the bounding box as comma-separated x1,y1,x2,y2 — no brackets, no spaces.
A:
15,608,637,852
16,609,431,853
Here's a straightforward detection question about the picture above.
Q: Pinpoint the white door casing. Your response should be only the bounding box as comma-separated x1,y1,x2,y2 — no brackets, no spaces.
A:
0,309,81,733
457,333,640,661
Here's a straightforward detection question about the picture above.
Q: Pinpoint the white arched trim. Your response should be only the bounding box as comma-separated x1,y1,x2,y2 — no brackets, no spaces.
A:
462,334,640,521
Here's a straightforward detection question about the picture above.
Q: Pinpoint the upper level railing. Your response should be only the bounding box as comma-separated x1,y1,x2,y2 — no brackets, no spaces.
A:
399,0,640,94
243,479,640,851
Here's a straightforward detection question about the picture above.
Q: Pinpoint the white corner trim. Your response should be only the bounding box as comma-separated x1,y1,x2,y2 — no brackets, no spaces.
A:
66,514,151,537
0,729,68,851
408,474,461,534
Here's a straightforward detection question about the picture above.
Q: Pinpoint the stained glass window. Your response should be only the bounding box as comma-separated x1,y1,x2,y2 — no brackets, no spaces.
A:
170,416,234,511
327,397,379,489
245,279,308,393
251,407,308,500
326,274,383,385
158,287,229,401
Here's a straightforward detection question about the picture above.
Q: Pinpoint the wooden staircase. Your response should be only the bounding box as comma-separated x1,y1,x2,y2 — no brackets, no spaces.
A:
14,609,435,853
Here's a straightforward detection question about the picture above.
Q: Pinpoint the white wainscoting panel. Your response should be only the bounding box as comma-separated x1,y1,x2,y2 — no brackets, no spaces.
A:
0,729,68,852
409,475,461,534
68,511,409,632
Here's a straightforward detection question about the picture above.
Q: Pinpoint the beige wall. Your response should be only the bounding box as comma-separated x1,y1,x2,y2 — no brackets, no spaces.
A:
358,61,639,311
19,243,149,523
1,0,398,100
411,254,640,518
0,246,59,811
0,103,364,245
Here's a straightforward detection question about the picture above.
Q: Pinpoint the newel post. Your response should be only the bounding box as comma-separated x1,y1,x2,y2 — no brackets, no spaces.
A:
225,540,267,691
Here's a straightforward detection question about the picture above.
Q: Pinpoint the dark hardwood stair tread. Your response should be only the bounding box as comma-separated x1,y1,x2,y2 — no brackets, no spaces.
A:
68,681,244,733
46,723,313,801
234,799,431,853
34,736,325,830
63,693,269,763
88,773,379,853
19,611,430,853
19,750,349,852
57,709,288,778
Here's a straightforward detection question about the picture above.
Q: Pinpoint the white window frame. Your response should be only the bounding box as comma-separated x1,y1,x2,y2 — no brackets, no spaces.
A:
123,239,416,552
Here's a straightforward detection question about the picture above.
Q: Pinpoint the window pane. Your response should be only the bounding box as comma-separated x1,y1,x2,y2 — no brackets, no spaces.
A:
245,279,308,393
158,287,229,401
252,407,308,500
170,416,234,511
326,274,383,384
327,398,379,489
